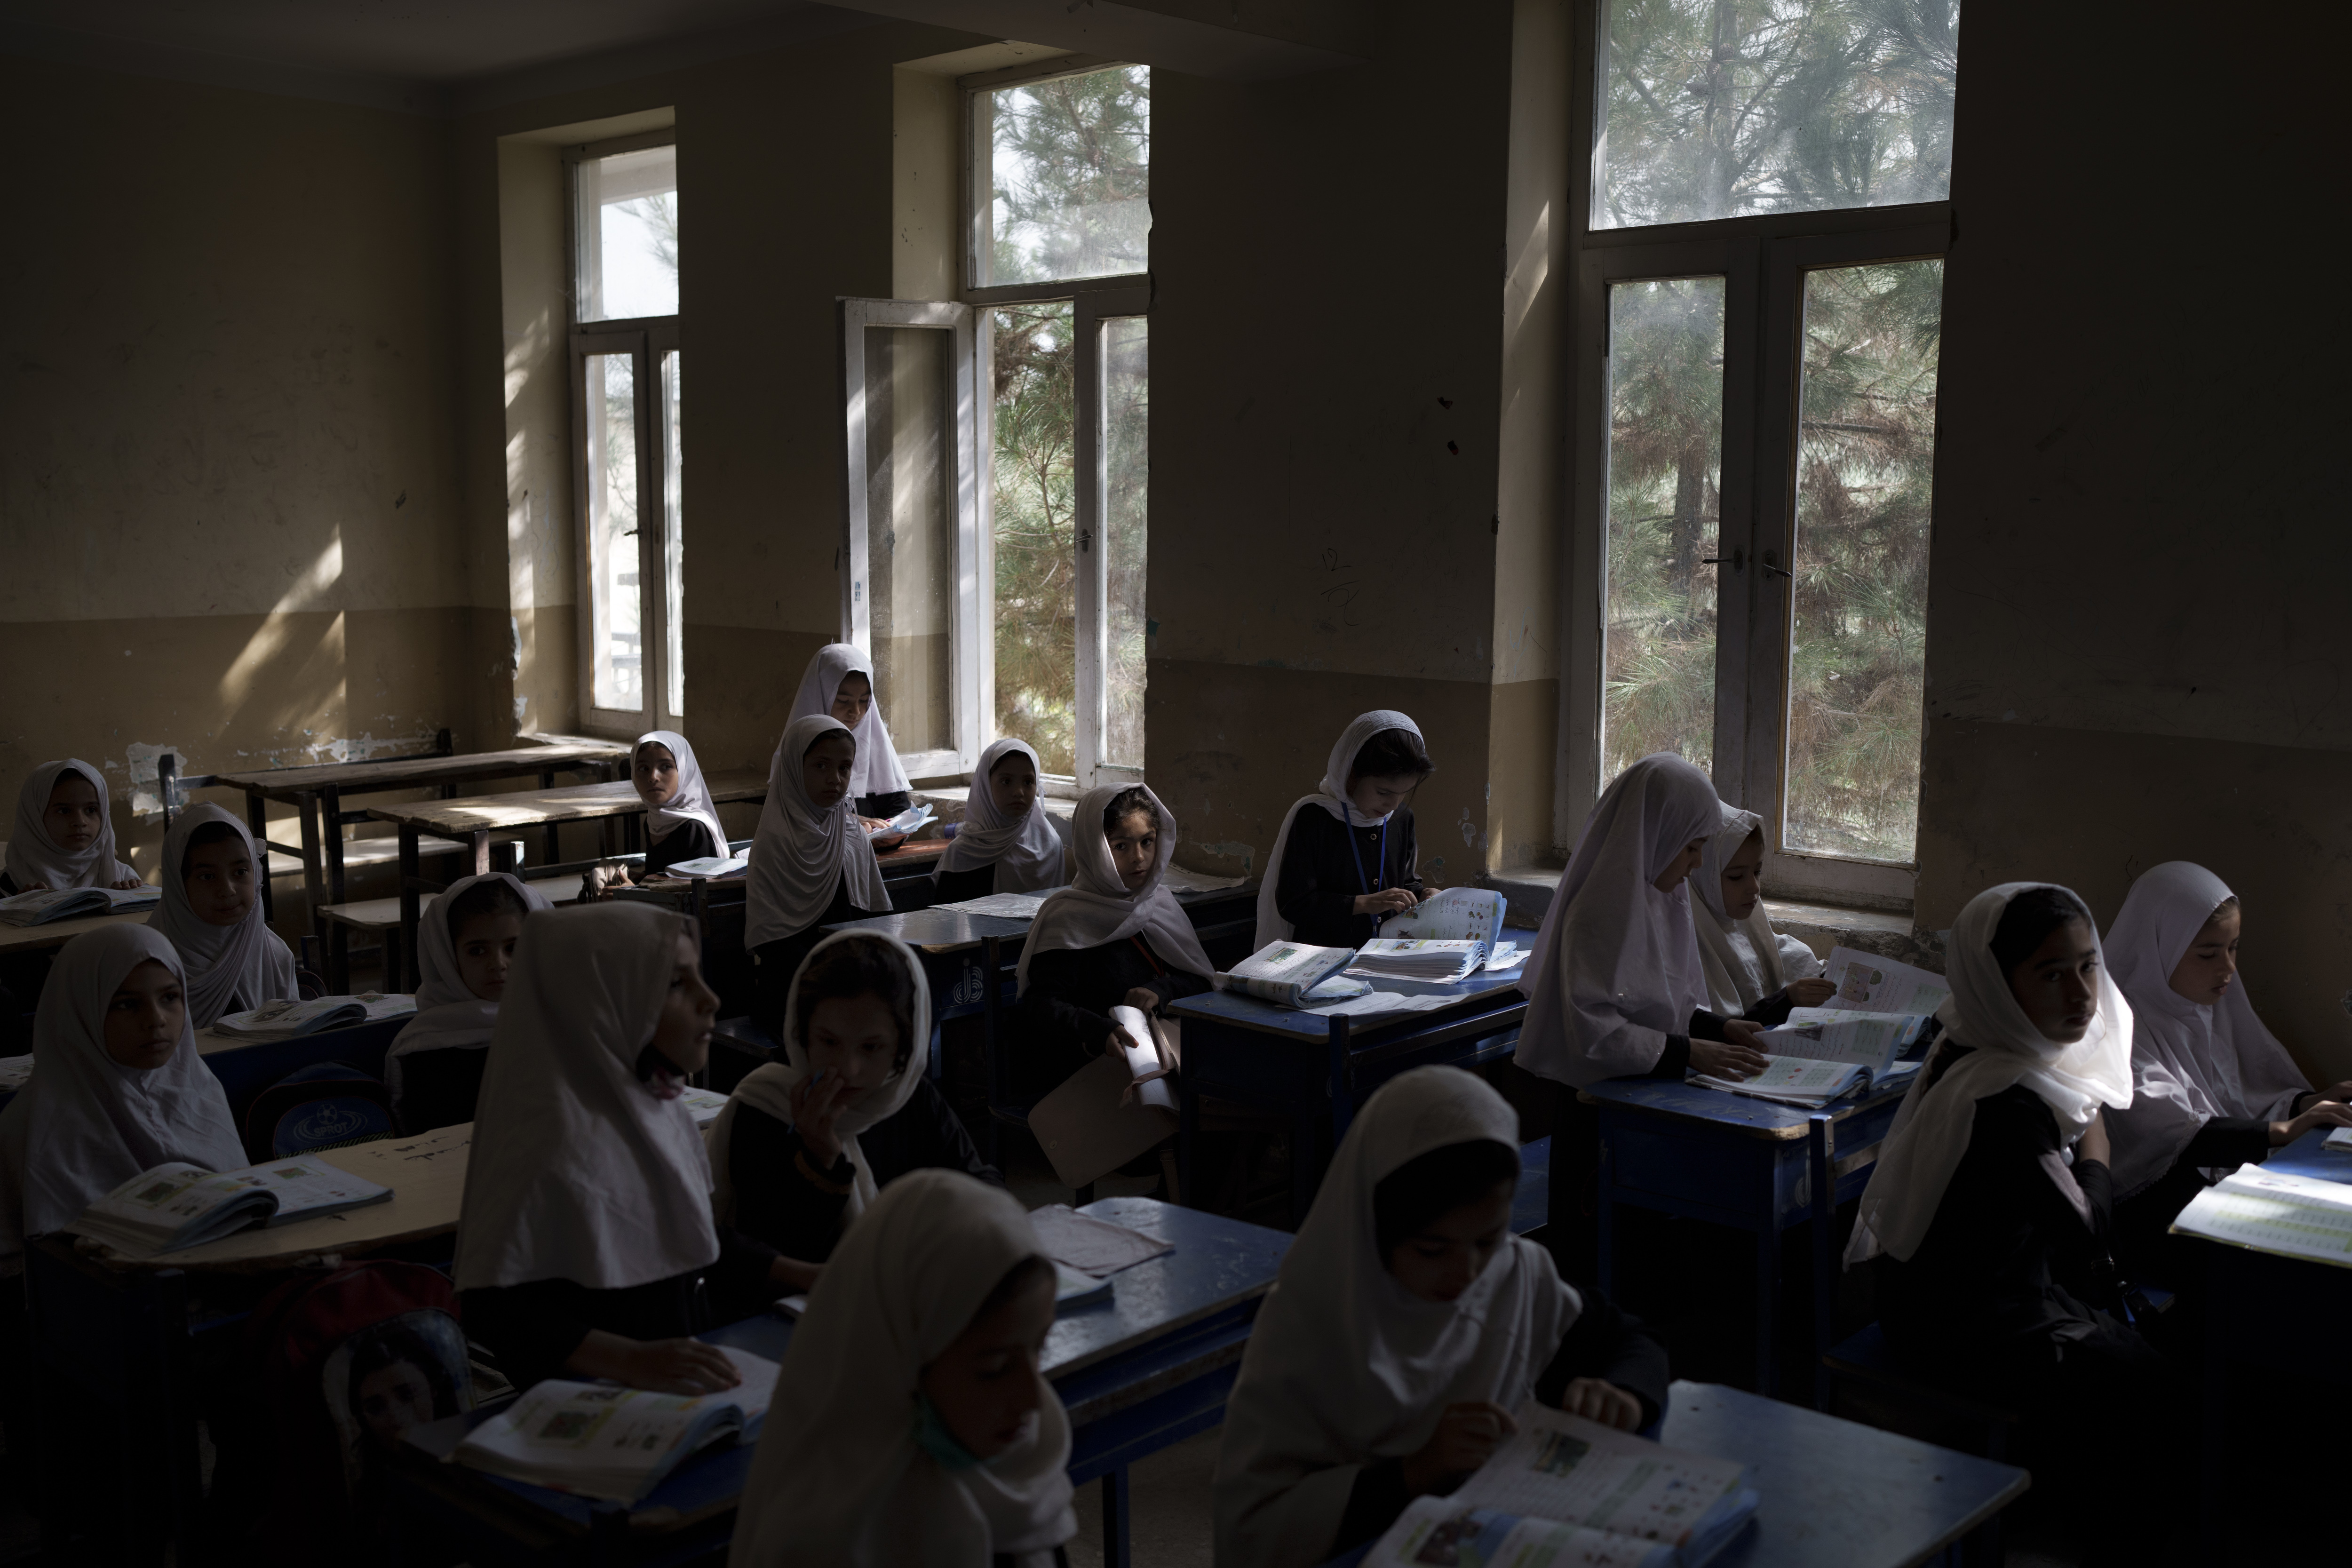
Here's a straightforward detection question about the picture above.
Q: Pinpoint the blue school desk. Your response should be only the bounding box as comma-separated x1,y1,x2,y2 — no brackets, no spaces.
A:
0,1013,410,1122
1166,971,1529,1226
382,1197,1290,1568
1576,1076,1911,1404
1318,1380,2027,1568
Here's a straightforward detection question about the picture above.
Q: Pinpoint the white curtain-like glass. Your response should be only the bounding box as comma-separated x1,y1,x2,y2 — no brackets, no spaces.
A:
577,145,679,321
586,352,643,713
1101,316,1149,772
660,348,685,719
864,327,954,756
977,67,1150,288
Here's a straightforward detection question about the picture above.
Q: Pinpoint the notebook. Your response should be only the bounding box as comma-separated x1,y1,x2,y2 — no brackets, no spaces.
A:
66,1158,395,1257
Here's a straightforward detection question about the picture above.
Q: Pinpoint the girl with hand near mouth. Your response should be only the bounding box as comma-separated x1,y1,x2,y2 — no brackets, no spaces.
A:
1687,802,1834,1025
930,738,1066,903
149,804,297,1030
744,715,889,1043
707,931,998,1299
1213,1067,1666,1568
3,761,143,893
384,872,550,1133
457,904,802,1397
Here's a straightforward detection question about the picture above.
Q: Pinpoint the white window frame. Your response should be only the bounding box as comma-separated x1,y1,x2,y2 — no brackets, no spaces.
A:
1072,285,1152,789
837,298,986,780
1559,1,1948,909
566,129,683,739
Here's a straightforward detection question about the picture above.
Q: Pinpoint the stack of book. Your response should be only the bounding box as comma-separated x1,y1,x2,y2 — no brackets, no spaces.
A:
1345,938,1487,985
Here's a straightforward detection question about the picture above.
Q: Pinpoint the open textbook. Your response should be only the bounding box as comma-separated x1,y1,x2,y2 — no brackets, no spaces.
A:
662,853,749,879
933,891,1054,920
2169,1166,2352,1268
0,885,160,925
1223,940,1359,1006
1379,886,1507,946
1367,1404,1757,1568
66,1158,395,1258
451,1346,780,1503
212,993,416,1040
1821,947,1949,1016
1693,1007,1929,1106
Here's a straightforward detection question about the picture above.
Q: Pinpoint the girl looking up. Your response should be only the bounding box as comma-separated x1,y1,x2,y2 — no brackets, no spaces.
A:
788,645,913,839
931,738,1065,903
630,730,729,877
1256,712,1431,951
150,804,297,1030
4,761,142,893
1688,803,1834,1025
384,872,551,1134
744,715,889,1042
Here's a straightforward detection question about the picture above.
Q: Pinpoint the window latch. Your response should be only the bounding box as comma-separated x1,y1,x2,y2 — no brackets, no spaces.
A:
1700,548,1745,571
1761,550,1792,580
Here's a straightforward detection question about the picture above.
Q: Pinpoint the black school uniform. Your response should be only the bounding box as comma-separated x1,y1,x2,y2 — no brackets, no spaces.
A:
749,874,886,1040
395,1048,489,1134
1017,937,1214,1097
1273,807,1425,950
726,1077,1001,1263
643,820,721,877
855,789,913,821
932,863,997,905
2111,1114,2276,1290
1328,1289,1672,1556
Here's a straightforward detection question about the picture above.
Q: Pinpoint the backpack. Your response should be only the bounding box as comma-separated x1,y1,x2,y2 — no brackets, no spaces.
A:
241,1060,396,1163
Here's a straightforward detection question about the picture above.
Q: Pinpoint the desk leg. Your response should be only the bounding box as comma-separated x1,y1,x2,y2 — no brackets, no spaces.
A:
295,789,325,944
1594,1117,1617,1299
1809,1117,1835,1410
1179,1083,1200,1212
2200,1280,2228,1563
398,827,422,992
1754,1144,1780,1401
469,828,491,876
246,789,274,922
1100,1465,1132,1568
981,937,1004,1165
539,769,561,862
329,920,350,995
323,782,348,910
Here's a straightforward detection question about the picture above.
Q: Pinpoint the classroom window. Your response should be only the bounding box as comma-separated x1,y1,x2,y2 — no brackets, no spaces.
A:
970,64,1151,289
1564,4,1954,905
990,301,1079,774
1097,315,1150,774
568,133,684,735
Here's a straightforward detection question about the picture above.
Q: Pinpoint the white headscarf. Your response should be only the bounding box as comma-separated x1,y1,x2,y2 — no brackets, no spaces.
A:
1213,1067,1576,1568
0,925,246,1267
728,1169,1074,1568
1686,803,1816,1013
383,873,553,1103
635,730,728,851
1014,784,1213,994
1254,711,1423,949
1844,883,2136,1267
454,903,720,1291
787,644,912,800
709,929,934,1227
1513,754,1719,1087
7,760,139,891
149,804,298,1030
2103,861,2310,1195
933,739,1064,895
745,716,892,951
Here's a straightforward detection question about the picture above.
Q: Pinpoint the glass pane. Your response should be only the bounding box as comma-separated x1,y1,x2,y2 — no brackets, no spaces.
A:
578,144,679,321
1783,259,1941,862
1101,316,1149,772
586,352,643,713
992,302,1078,776
1597,1,1958,230
1602,277,1726,790
660,349,685,718
865,326,954,756
978,66,1150,287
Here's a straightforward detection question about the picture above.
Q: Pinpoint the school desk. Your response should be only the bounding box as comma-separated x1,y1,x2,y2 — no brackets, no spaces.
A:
0,904,151,955
373,770,767,988
1166,970,1528,1226
204,739,630,928
1319,1380,2029,1568
379,1196,1290,1568
1576,1075,1911,1403
0,1011,412,1122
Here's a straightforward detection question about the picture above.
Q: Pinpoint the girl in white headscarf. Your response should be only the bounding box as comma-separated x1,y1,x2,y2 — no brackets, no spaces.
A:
3,761,142,894
787,644,914,829
729,1169,1074,1568
1687,803,1833,1023
148,804,298,1029
707,931,999,1298
932,739,1066,902
1213,1067,1668,1568
1256,712,1432,951
456,903,795,1397
629,730,730,876
1015,784,1215,1099
2102,862,2352,1276
745,715,891,1043
384,872,552,1134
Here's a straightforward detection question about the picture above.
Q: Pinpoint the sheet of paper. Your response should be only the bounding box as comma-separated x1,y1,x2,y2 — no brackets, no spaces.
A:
935,891,1053,920
1027,1202,1174,1277
1369,1496,1673,1568
1302,991,1461,1018
1821,946,1950,1016
2171,1165,2352,1268
0,1055,31,1092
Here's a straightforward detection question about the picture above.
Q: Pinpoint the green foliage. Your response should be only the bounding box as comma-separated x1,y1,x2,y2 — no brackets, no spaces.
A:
988,67,1151,285
992,302,1079,775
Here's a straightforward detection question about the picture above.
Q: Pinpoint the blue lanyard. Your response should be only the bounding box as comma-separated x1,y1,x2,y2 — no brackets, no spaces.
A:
1340,800,1389,898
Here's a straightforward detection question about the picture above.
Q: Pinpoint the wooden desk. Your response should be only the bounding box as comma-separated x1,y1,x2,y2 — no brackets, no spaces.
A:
208,740,629,930
0,906,151,955
1167,971,1528,1225
382,1197,1289,1568
1577,1076,1910,1403
374,771,767,988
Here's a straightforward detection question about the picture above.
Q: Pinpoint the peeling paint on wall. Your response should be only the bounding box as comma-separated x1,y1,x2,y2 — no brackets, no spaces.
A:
1193,841,1256,874
118,742,185,820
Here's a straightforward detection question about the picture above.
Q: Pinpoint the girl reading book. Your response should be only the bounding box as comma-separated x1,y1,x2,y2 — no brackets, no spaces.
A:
629,729,730,877
728,1169,1074,1568
0,925,244,1274
744,715,890,1042
456,903,799,1396
1214,1066,1668,1568
151,804,298,1029
930,738,1065,903
1015,784,1215,1101
3,760,142,893
2103,861,2352,1281
707,931,998,1297
1687,803,1833,1025
384,872,551,1133
1256,712,1432,951
787,644,914,840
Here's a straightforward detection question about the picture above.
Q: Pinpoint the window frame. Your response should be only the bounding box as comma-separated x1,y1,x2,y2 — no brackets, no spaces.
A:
1072,285,1153,789
1559,0,1950,908
961,56,1151,306
565,129,683,740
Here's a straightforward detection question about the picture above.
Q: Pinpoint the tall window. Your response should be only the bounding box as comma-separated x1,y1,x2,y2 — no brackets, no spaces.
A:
569,133,684,734
1568,0,1956,905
